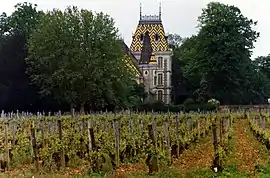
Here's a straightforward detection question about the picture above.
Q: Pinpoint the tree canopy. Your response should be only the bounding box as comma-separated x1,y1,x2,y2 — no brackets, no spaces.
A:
26,6,138,112
1,1,270,112
0,2,52,111
170,2,269,105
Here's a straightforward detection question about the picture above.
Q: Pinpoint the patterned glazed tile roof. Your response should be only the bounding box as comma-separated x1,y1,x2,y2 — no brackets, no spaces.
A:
130,15,169,52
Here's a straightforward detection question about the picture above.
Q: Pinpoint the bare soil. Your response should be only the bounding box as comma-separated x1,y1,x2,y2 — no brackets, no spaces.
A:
173,137,214,174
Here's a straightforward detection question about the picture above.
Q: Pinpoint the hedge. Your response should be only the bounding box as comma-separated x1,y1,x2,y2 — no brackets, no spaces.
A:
134,101,218,113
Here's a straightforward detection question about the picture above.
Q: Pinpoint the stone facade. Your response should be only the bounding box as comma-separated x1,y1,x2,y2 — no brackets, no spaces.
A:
130,5,173,104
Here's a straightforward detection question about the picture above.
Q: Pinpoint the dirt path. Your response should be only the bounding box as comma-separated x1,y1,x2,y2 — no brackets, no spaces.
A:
235,119,266,174
173,136,214,173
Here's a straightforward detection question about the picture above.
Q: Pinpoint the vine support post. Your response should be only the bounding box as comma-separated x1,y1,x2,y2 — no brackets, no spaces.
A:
30,122,39,172
57,117,65,169
261,116,266,130
129,118,136,154
11,120,17,147
197,119,200,139
87,119,93,152
139,119,143,151
219,117,223,146
41,118,45,148
139,119,143,137
87,119,96,172
29,121,34,163
205,117,208,136
163,118,171,165
175,116,180,158
147,124,159,173
212,117,220,172
113,119,120,167
152,117,157,148
71,108,75,118
187,118,191,136
4,122,10,171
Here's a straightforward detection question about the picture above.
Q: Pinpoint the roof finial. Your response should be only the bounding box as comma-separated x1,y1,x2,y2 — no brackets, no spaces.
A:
159,2,161,20
140,3,142,20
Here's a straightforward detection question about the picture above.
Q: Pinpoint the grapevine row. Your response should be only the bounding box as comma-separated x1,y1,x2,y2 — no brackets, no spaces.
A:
0,112,214,173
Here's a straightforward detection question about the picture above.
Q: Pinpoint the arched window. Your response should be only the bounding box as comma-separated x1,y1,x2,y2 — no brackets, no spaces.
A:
157,90,163,101
158,73,163,85
158,57,163,68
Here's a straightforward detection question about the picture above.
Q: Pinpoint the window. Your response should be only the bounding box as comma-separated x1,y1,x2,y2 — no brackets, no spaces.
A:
140,34,144,41
157,90,163,101
158,73,163,85
144,70,148,76
154,76,157,85
158,57,163,68
155,33,159,41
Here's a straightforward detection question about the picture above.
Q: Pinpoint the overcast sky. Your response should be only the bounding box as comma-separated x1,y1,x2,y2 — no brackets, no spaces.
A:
1,0,269,59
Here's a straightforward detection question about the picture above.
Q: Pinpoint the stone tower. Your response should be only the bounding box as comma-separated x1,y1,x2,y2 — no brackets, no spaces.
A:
130,3,173,104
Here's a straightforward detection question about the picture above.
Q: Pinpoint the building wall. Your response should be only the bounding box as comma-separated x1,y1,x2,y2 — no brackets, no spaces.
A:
134,50,173,104
129,14,173,104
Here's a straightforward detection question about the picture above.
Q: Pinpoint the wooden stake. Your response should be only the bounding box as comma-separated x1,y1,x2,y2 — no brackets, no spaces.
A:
4,123,10,170
113,119,120,167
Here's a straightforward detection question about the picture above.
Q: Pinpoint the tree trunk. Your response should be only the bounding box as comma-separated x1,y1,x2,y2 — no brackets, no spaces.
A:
80,102,85,115
70,103,75,117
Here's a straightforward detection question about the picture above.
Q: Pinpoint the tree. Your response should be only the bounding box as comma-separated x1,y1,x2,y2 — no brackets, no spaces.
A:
8,2,44,37
253,54,270,79
248,55,270,103
194,2,259,104
169,34,202,104
167,34,188,104
0,2,50,111
26,6,132,112
167,34,183,49
0,13,9,36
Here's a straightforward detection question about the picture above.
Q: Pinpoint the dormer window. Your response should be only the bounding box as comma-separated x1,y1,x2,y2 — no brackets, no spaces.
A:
140,34,144,41
155,33,159,41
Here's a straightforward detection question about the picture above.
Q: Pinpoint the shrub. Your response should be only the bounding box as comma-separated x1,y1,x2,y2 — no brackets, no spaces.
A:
184,103,217,112
183,98,194,106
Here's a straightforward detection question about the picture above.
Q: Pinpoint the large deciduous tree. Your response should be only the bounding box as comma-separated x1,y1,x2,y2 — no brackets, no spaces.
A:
168,34,190,104
170,2,268,105
253,55,270,79
195,2,259,104
26,6,132,112
0,2,50,111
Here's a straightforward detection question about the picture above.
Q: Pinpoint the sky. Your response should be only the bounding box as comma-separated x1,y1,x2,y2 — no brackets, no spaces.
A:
1,0,269,59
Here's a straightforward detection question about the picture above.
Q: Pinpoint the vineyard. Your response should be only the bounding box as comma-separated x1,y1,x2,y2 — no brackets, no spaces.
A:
1,110,270,177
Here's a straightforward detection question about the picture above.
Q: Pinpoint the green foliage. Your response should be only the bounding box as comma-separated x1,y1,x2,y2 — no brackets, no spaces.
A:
178,35,202,90
0,13,8,36
254,54,270,79
183,98,194,106
8,2,44,37
196,2,259,104
170,2,267,105
168,34,192,104
135,101,217,113
183,166,251,178
26,6,134,111
167,34,183,49
183,103,217,112
0,2,55,112
0,113,213,175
